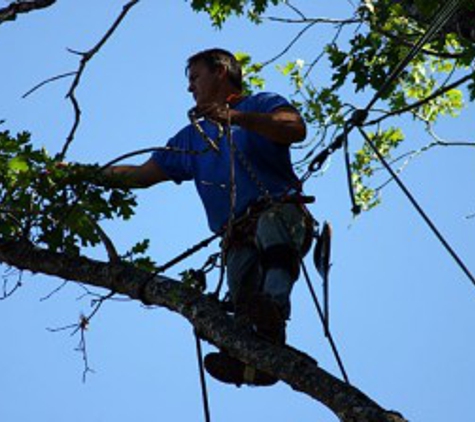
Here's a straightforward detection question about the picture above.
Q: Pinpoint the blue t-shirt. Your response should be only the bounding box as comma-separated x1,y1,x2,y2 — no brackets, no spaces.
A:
152,92,302,232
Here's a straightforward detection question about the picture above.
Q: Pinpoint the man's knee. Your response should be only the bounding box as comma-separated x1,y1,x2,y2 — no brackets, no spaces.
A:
260,244,300,280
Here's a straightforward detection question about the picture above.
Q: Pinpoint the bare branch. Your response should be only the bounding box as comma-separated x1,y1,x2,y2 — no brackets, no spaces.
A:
47,290,115,382
58,0,141,160
284,1,306,20
75,316,94,382
265,16,361,25
0,0,56,25
375,27,466,60
374,128,475,193
259,10,361,70
22,71,77,99
40,280,68,301
304,22,346,79
261,21,318,68
1,268,23,300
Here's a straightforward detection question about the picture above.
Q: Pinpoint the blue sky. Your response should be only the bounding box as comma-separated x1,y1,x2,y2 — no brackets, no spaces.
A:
1,1,475,421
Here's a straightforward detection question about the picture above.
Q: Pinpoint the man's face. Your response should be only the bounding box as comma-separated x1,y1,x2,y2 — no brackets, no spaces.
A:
187,60,222,106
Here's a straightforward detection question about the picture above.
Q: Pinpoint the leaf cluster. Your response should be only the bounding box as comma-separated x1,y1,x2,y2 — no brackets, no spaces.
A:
188,0,279,27
0,130,137,255
121,239,158,273
351,127,405,210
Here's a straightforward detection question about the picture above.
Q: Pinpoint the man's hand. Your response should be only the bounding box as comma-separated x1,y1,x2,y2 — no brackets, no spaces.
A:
194,102,232,125
194,103,306,145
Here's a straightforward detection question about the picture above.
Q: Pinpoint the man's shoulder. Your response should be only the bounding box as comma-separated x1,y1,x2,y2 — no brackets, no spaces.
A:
247,91,284,101
241,91,291,111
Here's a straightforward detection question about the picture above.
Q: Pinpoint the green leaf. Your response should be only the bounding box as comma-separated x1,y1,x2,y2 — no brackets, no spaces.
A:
8,156,29,173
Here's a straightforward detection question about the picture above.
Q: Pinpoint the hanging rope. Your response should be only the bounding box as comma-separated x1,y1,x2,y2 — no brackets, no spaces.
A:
194,329,212,422
364,0,466,112
301,257,350,384
357,126,475,287
302,0,475,288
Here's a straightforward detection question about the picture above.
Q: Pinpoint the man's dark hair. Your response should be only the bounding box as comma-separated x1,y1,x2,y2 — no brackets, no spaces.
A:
187,48,243,91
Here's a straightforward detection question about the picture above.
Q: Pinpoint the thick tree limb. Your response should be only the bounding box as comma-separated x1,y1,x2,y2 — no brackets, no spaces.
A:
0,0,56,25
0,239,406,422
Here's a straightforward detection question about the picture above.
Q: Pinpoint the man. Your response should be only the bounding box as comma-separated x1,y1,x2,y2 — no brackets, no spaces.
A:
105,48,312,386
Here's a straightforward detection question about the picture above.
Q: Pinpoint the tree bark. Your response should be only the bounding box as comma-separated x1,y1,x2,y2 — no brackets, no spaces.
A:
0,0,56,25
0,239,407,422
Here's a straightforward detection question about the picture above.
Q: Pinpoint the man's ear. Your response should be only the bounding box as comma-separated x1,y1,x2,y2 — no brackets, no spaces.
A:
216,64,228,81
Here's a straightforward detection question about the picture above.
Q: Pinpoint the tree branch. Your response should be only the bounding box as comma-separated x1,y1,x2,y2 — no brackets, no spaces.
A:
22,72,77,99
59,0,140,160
0,238,407,422
365,70,475,126
375,27,465,59
0,0,56,25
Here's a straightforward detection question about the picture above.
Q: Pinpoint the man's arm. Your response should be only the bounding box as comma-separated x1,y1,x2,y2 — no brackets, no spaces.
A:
195,104,306,146
103,158,170,188
230,106,306,145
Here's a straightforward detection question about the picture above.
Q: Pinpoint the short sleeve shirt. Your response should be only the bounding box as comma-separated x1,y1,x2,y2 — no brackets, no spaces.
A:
152,92,301,232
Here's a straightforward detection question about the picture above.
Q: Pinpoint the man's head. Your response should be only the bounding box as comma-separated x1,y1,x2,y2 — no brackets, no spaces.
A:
186,48,242,105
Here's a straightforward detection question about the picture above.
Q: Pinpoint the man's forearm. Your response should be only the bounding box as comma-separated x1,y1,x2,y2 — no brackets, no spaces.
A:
103,159,169,188
230,109,306,145
103,165,147,188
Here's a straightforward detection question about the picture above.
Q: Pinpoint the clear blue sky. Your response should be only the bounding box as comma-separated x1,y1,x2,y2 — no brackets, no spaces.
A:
1,1,474,421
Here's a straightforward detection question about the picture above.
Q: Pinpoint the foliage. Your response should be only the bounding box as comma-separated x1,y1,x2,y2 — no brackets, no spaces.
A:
235,51,265,94
351,127,405,210
190,0,475,210
121,239,158,272
188,0,280,27
0,130,137,256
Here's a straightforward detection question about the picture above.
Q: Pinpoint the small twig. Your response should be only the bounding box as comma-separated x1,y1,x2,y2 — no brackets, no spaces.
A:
304,22,347,79
260,21,318,68
375,130,475,192
76,319,94,382
40,280,69,301
284,1,306,20
22,71,77,99
260,9,361,70
375,27,465,59
47,290,115,382
0,269,23,300
265,16,361,25
58,0,141,160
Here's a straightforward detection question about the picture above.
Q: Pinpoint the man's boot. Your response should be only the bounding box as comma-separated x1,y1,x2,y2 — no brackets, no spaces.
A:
203,352,277,387
203,296,280,387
